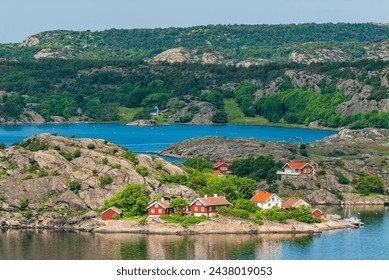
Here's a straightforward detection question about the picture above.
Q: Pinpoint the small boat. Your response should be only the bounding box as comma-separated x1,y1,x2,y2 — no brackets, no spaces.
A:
344,216,364,227
343,186,364,227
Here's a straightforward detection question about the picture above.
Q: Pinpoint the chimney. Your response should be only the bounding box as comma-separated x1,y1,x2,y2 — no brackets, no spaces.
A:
161,197,165,202
214,194,218,198
204,195,208,199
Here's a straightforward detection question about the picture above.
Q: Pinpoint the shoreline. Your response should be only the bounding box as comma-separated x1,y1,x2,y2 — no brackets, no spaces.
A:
1,215,356,235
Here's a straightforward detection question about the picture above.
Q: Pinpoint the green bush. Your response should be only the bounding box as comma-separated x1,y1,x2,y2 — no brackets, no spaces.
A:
112,213,119,220
102,184,149,217
102,157,108,165
161,174,188,184
337,174,350,184
60,152,73,161
155,163,163,170
136,166,148,176
20,197,29,209
122,151,139,165
356,175,384,196
24,210,33,219
100,174,113,188
38,169,48,177
87,143,95,149
111,163,121,169
69,181,81,192
73,149,81,158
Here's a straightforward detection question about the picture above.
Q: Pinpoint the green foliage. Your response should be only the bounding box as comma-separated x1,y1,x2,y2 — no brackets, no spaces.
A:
111,163,121,169
138,216,147,225
155,162,163,170
234,198,258,213
24,210,33,219
231,156,283,183
183,157,213,172
7,162,18,170
25,164,38,173
60,152,73,161
0,142,6,149
112,213,119,220
69,181,81,192
151,194,162,201
169,198,188,209
100,174,113,188
212,111,228,123
38,169,48,177
255,89,347,126
160,213,206,227
73,149,81,158
20,197,29,209
135,166,148,176
121,151,139,165
266,184,279,194
356,175,384,196
22,175,33,180
161,174,188,185
102,157,108,165
217,206,250,219
92,169,98,176
337,174,350,184
20,138,49,151
102,184,150,217
87,143,95,149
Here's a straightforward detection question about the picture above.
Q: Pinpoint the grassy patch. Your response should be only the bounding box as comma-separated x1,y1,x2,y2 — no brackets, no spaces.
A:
118,107,143,123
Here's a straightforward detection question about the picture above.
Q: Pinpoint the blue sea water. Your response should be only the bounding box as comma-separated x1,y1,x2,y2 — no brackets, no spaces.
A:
0,124,337,153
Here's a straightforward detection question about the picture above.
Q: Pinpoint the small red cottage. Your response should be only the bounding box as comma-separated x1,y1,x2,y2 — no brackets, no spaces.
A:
101,206,122,220
213,161,232,176
276,161,316,179
310,208,323,219
147,199,174,216
189,194,233,217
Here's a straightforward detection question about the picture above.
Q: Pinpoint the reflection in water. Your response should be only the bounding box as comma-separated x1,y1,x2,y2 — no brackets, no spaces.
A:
0,206,387,260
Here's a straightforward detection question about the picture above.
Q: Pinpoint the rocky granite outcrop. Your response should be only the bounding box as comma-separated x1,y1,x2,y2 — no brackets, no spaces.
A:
289,48,349,64
0,134,192,226
153,48,193,63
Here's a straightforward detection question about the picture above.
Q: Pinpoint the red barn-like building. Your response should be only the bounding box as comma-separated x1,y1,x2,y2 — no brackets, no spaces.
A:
189,194,233,217
147,200,174,216
213,161,232,176
101,206,122,220
310,208,323,219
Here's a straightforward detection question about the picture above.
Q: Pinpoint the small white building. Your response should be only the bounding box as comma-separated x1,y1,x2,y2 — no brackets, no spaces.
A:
250,191,283,209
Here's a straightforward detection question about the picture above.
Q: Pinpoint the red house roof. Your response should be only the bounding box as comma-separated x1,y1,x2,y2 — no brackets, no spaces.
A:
147,200,172,209
250,191,274,203
284,162,309,169
100,206,122,215
310,208,322,214
283,197,301,209
189,195,232,207
213,161,230,168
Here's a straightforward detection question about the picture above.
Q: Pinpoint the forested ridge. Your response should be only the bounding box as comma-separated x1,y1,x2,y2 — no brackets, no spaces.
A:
0,23,388,128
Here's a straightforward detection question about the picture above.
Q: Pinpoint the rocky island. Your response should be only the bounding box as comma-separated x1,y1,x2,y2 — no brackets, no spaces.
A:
0,130,386,234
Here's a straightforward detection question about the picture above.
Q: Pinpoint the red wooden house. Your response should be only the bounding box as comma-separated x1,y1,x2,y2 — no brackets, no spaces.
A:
310,208,323,219
101,206,122,220
189,194,233,217
147,199,174,216
276,161,316,178
213,161,232,176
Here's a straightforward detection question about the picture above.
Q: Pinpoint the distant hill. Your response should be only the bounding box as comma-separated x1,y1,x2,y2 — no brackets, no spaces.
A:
1,23,389,63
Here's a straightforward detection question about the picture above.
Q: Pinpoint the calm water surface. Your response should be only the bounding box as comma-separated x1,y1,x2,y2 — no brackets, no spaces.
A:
0,124,336,153
1,206,387,260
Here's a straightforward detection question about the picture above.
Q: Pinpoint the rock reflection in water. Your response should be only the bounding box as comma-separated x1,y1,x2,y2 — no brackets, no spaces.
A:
0,230,314,260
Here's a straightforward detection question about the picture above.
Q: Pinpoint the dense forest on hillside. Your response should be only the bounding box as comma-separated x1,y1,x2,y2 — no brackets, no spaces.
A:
0,58,388,128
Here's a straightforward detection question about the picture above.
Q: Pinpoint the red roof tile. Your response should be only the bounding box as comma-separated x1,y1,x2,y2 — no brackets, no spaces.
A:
147,200,171,209
190,196,232,207
285,162,308,169
213,161,230,168
250,191,273,203
283,197,301,209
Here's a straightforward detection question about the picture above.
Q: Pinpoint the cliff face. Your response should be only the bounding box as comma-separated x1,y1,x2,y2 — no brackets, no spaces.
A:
0,134,194,228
